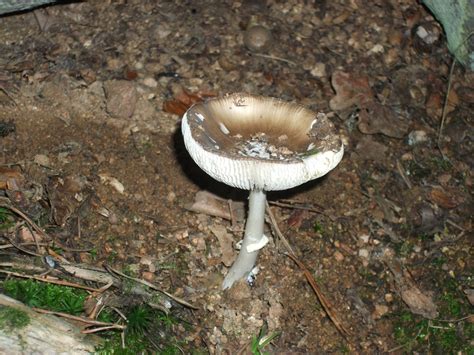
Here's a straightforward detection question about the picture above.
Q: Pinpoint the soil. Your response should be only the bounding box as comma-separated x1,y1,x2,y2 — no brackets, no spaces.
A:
0,0,472,353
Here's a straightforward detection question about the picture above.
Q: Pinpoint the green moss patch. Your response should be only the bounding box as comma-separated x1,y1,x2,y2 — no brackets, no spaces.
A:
0,307,30,332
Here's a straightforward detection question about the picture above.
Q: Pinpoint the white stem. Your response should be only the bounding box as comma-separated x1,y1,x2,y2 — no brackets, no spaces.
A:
222,189,267,290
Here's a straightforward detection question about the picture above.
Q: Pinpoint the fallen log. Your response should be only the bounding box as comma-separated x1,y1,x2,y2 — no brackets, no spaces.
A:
0,293,102,354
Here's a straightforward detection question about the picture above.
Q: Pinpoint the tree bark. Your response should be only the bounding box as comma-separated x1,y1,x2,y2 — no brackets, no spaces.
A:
0,294,102,354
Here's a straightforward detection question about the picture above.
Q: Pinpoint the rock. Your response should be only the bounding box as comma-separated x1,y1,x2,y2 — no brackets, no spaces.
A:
33,154,51,167
334,250,345,262
422,0,474,70
226,279,251,301
372,304,389,319
385,293,394,303
407,130,429,145
142,77,158,88
243,25,272,52
0,0,56,15
310,63,326,78
104,80,137,118
464,289,474,306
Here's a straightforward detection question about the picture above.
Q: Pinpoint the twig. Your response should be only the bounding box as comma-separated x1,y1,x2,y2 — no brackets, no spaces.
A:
0,201,89,253
0,202,51,242
387,322,425,353
0,85,17,106
285,253,352,339
396,159,412,189
265,202,352,342
437,31,474,158
265,202,295,255
104,264,198,310
446,219,465,231
0,241,49,249
82,325,125,334
110,306,127,321
437,58,456,159
1,235,42,257
33,307,125,330
269,200,326,215
23,221,41,254
436,314,473,323
0,269,103,292
249,52,297,66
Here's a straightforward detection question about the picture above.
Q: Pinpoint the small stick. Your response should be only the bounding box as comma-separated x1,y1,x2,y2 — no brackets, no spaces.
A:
33,307,125,330
227,199,236,228
1,235,42,257
265,202,352,342
104,265,198,310
0,85,17,106
446,219,465,231
0,242,49,250
82,325,125,334
437,31,474,157
396,159,412,189
0,269,103,292
437,58,456,159
23,222,41,254
0,202,51,242
265,203,295,255
249,52,297,66
269,200,325,214
285,253,352,339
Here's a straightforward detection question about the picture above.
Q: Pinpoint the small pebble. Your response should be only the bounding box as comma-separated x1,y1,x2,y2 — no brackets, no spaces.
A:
190,235,206,251
359,248,369,259
334,250,345,262
243,25,272,52
140,256,153,265
143,77,158,88
104,80,138,119
108,212,119,225
142,271,154,282
407,130,428,145
385,293,393,303
372,304,389,319
34,154,51,167
310,63,326,78
167,191,176,203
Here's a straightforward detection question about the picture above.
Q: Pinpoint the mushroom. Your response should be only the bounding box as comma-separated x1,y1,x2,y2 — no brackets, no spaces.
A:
181,93,344,289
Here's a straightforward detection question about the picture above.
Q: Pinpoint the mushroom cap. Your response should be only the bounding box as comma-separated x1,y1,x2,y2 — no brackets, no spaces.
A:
181,93,344,191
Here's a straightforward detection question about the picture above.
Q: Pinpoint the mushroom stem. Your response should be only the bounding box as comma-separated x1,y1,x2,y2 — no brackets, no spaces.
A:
222,189,267,289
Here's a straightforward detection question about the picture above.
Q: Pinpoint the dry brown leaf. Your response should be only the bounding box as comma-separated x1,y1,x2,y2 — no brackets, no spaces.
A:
286,209,308,229
329,71,373,111
209,224,236,267
47,175,88,227
330,71,408,138
186,190,231,220
163,89,217,116
358,102,408,138
162,99,188,116
429,187,462,209
0,167,24,190
381,248,438,319
19,226,44,243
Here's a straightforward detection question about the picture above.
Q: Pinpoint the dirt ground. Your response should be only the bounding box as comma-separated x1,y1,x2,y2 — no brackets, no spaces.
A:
0,0,472,353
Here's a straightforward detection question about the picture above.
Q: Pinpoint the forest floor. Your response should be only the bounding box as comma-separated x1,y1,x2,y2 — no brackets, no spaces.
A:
0,0,472,353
